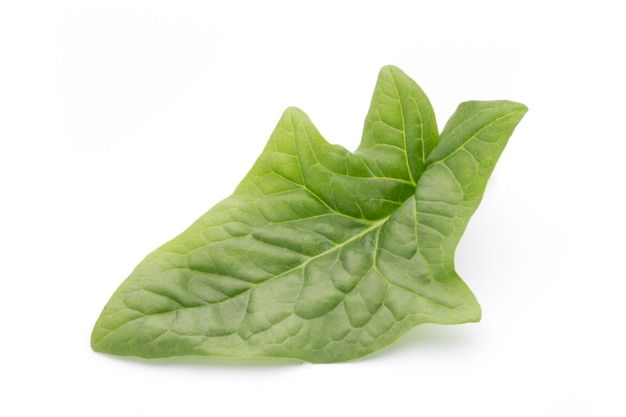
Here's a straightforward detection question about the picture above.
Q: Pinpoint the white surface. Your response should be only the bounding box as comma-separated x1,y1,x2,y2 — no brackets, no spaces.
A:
1,1,624,416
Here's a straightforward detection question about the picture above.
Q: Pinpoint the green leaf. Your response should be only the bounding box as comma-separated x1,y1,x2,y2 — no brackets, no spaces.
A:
91,66,527,363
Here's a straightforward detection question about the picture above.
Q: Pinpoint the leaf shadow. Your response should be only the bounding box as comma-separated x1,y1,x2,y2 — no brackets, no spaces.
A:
361,323,480,362
97,324,478,369
105,353,300,370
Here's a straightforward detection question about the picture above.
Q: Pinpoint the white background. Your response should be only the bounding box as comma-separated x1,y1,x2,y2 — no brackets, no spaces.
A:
1,1,624,416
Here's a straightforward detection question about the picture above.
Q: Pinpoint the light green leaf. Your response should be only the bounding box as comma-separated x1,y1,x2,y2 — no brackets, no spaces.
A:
91,65,527,363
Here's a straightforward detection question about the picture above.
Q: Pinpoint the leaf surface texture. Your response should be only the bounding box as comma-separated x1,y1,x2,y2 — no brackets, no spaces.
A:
91,66,527,362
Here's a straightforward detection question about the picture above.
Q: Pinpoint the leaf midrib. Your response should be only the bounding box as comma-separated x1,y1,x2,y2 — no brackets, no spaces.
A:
103,96,444,343
433,106,526,164
100,213,391,340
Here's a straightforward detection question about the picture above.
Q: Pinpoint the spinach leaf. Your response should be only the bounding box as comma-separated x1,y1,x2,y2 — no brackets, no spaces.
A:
91,66,527,362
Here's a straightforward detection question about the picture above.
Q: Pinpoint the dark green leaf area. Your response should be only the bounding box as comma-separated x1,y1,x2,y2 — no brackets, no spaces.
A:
91,66,527,362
